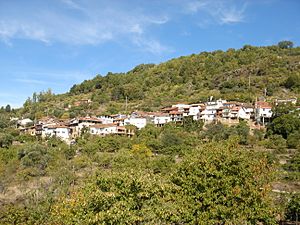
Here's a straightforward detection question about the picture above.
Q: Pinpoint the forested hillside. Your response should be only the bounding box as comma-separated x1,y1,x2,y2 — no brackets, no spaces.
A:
17,43,300,120
70,45,300,103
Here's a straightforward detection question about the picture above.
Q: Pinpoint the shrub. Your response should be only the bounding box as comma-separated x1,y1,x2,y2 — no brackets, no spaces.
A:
285,193,300,221
287,132,300,149
263,134,286,152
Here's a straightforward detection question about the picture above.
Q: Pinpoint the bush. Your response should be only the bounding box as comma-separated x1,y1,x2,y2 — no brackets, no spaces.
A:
71,155,92,171
63,146,76,160
284,150,300,172
50,140,277,224
284,74,300,89
234,120,250,145
92,152,114,168
202,122,231,142
20,144,50,171
253,129,265,141
161,131,183,148
268,114,300,139
287,132,300,149
285,193,300,221
263,134,286,152
0,133,13,148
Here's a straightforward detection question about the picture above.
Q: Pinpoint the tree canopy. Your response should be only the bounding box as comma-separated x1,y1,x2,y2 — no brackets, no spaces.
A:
278,40,294,49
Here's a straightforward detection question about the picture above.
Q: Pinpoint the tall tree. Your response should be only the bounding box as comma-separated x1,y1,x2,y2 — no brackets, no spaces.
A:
278,40,294,49
5,104,11,113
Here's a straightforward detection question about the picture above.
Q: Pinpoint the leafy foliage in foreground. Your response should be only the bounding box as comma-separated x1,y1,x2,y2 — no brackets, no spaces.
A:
285,193,300,221
0,116,296,224
47,139,277,225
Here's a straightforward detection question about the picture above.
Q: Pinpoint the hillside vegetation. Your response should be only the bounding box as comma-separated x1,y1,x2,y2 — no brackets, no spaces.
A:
18,43,300,119
0,115,299,224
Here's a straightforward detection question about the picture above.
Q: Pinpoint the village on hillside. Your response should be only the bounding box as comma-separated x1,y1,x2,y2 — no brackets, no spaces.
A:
13,97,299,144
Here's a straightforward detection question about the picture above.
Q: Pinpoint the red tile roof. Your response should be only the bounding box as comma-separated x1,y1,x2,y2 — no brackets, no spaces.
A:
161,107,178,111
256,101,272,108
169,111,183,115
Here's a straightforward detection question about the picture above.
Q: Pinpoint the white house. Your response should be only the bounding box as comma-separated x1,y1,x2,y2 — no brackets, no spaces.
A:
255,101,273,125
42,125,70,141
89,124,117,136
256,107,272,118
200,108,217,122
206,99,226,110
98,116,114,124
189,104,204,120
182,106,191,117
77,117,102,130
153,115,171,126
68,117,103,137
124,117,147,129
42,126,56,138
228,107,239,119
111,114,127,126
55,126,71,141
238,106,254,120
222,106,254,121
169,111,184,123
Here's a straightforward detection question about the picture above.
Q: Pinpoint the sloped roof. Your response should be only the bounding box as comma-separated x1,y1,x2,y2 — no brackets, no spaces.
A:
90,123,117,129
78,117,102,123
169,111,183,115
161,107,178,111
256,101,272,109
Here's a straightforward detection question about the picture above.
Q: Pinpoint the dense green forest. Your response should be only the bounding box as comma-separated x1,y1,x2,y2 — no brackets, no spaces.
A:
69,44,300,103
0,43,300,224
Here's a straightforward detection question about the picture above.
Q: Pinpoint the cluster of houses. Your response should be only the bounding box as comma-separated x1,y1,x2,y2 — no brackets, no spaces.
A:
15,98,298,144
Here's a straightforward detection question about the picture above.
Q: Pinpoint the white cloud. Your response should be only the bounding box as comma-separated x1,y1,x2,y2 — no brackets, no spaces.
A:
216,4,246,24
186,0,208,14
220,10,244,24
147,16,169,25
0,0,248,54
0,20,50,44
133,36,173,55
129,24,144,35
60,0,82,10
183,0,247,25
0,1,170,54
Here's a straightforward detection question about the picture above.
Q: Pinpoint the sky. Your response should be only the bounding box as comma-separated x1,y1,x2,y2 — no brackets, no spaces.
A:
0,0,299,108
